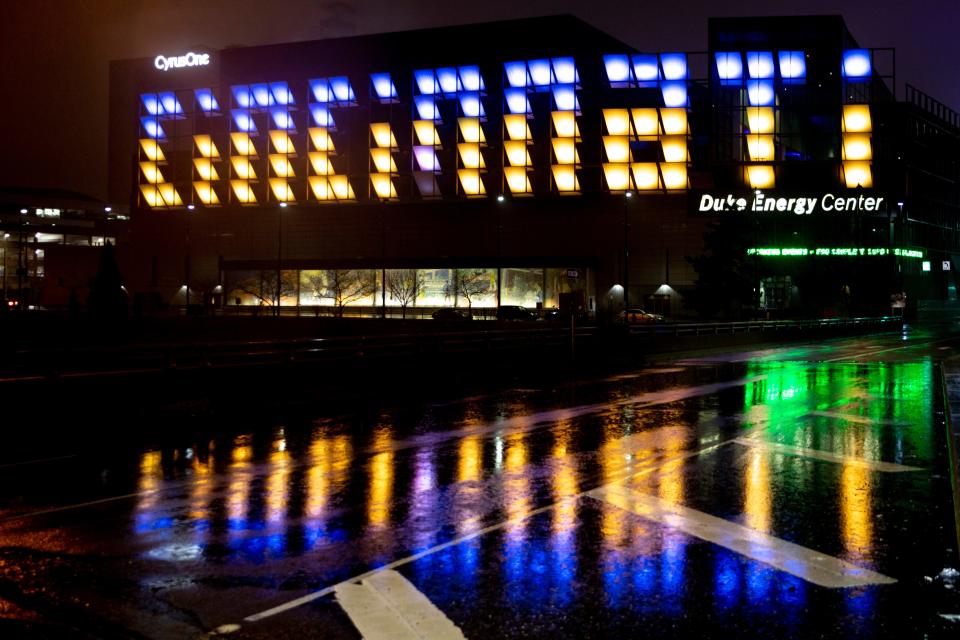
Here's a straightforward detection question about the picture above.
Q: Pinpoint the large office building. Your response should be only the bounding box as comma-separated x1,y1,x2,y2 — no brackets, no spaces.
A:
108,14,960,318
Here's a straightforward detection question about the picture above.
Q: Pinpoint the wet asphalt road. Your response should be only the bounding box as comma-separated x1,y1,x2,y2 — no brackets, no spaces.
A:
1,328,959,638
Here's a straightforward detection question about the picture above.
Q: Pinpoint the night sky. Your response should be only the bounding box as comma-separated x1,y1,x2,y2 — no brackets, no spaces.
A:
1,0,957,203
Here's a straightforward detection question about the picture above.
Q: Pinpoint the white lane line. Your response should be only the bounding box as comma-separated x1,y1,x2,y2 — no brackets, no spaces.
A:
587,484,896,588
807,410,908,425
371,375,767,456
732,438,923,472
335,570,466,640
240,436,739,626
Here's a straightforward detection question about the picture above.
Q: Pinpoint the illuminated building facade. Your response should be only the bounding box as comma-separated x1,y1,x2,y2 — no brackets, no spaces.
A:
109,15,960,317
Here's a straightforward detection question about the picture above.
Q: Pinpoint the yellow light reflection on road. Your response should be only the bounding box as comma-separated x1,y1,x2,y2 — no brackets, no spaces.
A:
368,429,394,529
841,442,873,559
743,450,771,533
266,433,291,525
552,427,578,534
228,436,253,528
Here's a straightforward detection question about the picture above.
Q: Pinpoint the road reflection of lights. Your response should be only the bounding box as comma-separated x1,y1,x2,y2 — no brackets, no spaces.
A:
134,451,164,534
743,450,771,534
227,436,253,535
367,428,394,530
145,543,203,562
304,432,352,550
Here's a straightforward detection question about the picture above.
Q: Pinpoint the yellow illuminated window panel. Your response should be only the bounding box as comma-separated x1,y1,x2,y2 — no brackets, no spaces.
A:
457,169,486,196
309,151,334,175
746,107,775,134
230,180,257,204
659,108,689,135
458,117,486,144
308,127,336,152
660,162,688,190
231,132,257,157
603,136,631,163
370,173,397,198
843,162,873,188
504,114,531,141
231,157,257,180
603,163,631,191
631,108,660,137
842,105,872,133
269,131,296,155
370,123,398,149
193,181,219,205
193,135,219,159
551,165,579,192
269,178,296,202
746,164,776,189
503,140,531,167
631,163,660,190
153,182,182,206
309,176,354,201
269,154,296,178
193,158,219,181
139,185,162,207
746,134,775,162
660,136,688,163
551,111,580,139
551,138,580,165
602,109,630,136
842,133,872,160
504,167,532,194
370,148,398,173
328,175,354,200
414,120,440,146
457,143,485,169
139,139,165,162
139,161,164,184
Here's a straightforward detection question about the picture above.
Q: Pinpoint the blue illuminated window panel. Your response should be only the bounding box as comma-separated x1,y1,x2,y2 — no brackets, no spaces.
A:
842,49,871,78
504,61,528,88
604,54,632,85
746,52,774,79
660,53,687,80
632,54,660,84
195,89,219,112
715,52,743,84
778,51,806,82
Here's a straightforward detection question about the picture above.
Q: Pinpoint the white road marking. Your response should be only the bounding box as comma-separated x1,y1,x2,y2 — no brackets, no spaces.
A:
372,376,768,456
335,570,466,640
807,410,908,425
587,484,896,588
732,438,923,472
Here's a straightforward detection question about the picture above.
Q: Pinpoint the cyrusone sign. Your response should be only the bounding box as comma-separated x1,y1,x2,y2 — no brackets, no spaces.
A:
696,192,887,215
154,52,210,72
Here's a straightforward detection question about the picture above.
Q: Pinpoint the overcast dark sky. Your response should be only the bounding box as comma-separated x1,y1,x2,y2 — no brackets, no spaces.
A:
1,0,957,203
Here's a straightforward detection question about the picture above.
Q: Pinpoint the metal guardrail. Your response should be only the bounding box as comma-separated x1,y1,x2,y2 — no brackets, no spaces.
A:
626,316,902,336
1,316,900,382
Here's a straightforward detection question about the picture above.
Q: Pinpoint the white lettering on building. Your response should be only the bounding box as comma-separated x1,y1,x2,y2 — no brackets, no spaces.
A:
154,52,210,72
698,192,884,215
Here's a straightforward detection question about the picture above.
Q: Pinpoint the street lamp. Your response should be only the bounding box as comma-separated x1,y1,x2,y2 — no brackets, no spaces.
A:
623,191,633,309
276,202,287,316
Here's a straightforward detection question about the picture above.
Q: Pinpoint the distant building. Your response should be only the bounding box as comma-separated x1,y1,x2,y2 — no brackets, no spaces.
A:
0,188,127,309
107,15,960,318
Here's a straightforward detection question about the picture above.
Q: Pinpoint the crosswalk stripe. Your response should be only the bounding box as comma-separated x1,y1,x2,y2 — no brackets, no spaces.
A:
732,438,923,472
335,570,466,640
587,484,896,589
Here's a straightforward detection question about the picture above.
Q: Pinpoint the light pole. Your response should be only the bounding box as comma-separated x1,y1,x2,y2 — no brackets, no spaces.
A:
623,191,633,309
496,194,505,309
185,204,195,312
276,202,287,316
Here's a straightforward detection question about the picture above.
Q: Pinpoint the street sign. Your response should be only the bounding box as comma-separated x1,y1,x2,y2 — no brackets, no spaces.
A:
943,261,951,271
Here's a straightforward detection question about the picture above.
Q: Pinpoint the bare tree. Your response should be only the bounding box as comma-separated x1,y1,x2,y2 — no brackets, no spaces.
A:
444,268,491,311
229,270,296,307
386,269,423,318
306,269,376,317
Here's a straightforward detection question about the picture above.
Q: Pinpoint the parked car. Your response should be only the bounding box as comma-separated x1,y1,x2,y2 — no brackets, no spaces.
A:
432,308,472,321
618,308,665,324
496,305,537,321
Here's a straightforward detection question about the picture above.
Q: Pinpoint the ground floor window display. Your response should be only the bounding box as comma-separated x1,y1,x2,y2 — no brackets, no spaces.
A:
223,267,587,312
